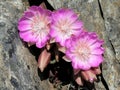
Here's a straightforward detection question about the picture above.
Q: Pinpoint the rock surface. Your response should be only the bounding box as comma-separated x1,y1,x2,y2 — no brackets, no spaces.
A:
0,0,43,90
0,0,120,90
100,0,120,90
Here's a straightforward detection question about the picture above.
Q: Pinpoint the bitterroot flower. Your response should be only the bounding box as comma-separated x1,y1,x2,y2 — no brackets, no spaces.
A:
65,31,104,70
50,8,83,46
18,6,52,48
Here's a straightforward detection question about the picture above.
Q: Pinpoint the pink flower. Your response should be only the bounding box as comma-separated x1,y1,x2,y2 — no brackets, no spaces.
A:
18,6,52,48
50,8,83,46
65,31,104,70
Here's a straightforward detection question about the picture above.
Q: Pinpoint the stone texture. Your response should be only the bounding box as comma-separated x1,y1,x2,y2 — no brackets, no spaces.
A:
0,0,43,90
47,0,120,90
100,0,120,90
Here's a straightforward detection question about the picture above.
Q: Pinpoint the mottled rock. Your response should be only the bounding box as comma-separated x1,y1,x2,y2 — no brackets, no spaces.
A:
0,0,42,90
100,0,120,90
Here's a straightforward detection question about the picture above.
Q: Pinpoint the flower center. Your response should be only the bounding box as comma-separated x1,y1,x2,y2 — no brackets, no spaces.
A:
60,25,69,33
31,15,49,37
35,22,44,30
58,19,73,37
76,42,91,61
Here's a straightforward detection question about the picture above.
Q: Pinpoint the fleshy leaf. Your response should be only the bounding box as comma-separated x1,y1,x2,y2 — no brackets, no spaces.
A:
62,56,71,62
38,49,51,72
81,70,97,83
75,77,83,86
39,2,47,9
73,69,80,75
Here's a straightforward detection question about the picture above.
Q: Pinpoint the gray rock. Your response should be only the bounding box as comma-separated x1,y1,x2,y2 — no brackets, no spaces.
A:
100,0,120,90
0,0,43,90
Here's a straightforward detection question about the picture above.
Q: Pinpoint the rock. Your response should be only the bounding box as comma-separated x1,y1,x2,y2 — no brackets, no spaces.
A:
99,0,120,90
47,0,120,90
0,0,43,90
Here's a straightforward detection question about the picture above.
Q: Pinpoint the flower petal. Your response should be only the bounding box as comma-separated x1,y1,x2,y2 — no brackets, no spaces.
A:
19,31,36,42
50,26,58,37
24,11,34,19
71,20,83,29
36,41,46,48
91,47,104,55
28,6,39,12
18,20,32,31
90,40,104,49
88,55,103,67
78,60,91,70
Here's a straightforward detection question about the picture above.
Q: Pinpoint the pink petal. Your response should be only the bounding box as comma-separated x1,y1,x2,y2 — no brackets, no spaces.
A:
87,37,97,46
36,41,46,48
36,37,48,48
50,27,58,37
90,40,104,49
52,8,78,24
66,51,75,60
19,17,30,22
18,20,32,31
29,6,39,12
68,12,78,20
68,14,78,24
77,60,91,70
72,61,79,69
91,47,104,54
88,55,103,67
71,56,90,70
65,39,72,48
58,8,77,19
55,34,65,46
71,20,83,29
24,11,34,19
52,11,63,22
88,32,97,37
65,9,78,23
19,31,36,42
